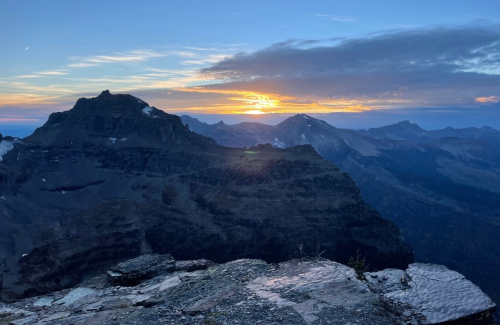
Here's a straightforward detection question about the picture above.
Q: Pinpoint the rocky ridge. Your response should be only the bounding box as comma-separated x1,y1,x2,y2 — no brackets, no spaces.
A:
0,255,495,325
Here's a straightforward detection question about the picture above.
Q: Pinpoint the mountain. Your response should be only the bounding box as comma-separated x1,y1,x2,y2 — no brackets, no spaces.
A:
357,120,428,142
358,121,500,148
0,92,413,302
181,113,500,311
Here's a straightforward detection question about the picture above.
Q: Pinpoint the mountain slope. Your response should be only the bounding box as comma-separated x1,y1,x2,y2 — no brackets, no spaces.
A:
181,113,500,310
0,92,413,302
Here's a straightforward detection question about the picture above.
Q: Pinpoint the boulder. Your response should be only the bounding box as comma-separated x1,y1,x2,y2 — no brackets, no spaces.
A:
366,263,497,324
107,254,175,286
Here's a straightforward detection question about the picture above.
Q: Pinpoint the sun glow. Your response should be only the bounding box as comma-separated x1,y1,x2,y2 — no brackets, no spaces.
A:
244,110,266,115
173,87,375,114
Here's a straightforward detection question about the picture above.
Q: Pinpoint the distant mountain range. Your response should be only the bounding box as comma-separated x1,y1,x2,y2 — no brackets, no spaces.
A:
182,113,500,308
0,92,412,302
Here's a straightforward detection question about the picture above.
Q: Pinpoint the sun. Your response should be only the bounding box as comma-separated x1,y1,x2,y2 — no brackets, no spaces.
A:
243,110,266,115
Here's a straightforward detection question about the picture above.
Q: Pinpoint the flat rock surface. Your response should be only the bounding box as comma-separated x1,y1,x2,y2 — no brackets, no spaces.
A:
0,258,495,325
367,264,496,324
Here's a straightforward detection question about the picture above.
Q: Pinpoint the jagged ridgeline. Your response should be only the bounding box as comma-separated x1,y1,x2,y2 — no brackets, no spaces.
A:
0,91,413,301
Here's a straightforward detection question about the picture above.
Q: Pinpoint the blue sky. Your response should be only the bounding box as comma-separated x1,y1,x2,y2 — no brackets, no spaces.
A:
1,0,500,131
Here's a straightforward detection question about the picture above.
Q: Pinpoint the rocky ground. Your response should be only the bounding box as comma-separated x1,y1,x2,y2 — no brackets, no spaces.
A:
0,255,495,325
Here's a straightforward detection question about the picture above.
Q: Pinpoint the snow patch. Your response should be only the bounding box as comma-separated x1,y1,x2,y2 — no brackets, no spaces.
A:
109,137,117,144
142,106,154,116
0,140,14,161
273,138,286,149
120,137,128,142
301,134,306,140
0,196,5,200
42,179,46,182
321,135,325,139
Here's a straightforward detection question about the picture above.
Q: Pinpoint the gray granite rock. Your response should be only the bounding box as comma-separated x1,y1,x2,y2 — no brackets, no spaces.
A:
107,254,175,286
0,258,496,325
367,263,496,324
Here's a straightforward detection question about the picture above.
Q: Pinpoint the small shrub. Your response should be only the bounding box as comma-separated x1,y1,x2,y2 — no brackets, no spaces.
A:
348,250,369,280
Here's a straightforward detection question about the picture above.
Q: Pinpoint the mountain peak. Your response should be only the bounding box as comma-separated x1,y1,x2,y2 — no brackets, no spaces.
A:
398,120,417,126
97,89,112,98
25,91,217,149
395,120,425,131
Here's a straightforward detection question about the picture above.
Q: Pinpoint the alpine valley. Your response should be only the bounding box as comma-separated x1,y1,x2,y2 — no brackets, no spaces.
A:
182,113,500,315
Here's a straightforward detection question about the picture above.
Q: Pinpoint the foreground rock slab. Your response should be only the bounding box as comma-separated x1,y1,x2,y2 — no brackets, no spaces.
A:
366,264,497,324
0,258,496,325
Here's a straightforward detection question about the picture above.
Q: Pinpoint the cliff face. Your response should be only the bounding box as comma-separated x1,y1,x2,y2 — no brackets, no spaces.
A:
0,255,495,325
0,91,413,302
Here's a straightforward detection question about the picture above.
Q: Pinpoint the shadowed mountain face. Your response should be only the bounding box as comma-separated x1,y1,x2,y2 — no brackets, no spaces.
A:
0,92,413,302
182,113,500,310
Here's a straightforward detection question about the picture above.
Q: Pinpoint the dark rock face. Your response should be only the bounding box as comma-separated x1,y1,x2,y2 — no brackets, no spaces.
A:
107,254,175,286
0,92,413,302
0,256,495,325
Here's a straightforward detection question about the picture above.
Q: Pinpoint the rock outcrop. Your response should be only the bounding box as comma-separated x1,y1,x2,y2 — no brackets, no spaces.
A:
107,254,175,286
0,256,495,325
0,91,413,302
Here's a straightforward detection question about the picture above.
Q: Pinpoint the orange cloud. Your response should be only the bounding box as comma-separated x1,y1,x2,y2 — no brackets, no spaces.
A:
0,94,60,107
0,118,40,122
173,87,374,114
475,96,500,103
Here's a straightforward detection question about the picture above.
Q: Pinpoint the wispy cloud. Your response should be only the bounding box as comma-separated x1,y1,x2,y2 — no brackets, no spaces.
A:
182,54,230,65
476,96,500,103
16,75,40,79
37,70,69,76
67,63,99,68
68,50,166,68
312,14,356,22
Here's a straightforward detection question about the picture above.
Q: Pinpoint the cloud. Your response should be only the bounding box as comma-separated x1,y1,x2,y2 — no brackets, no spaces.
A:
313,14,356,22
181,54,230,65
37,70,69,76
16,75,40,78
25,47,29,50
476,96,500,103
195,24,500,110
68,50,166,68
67,63,99,68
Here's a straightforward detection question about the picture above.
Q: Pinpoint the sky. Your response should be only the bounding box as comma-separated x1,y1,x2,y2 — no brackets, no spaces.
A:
1,0,500,132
